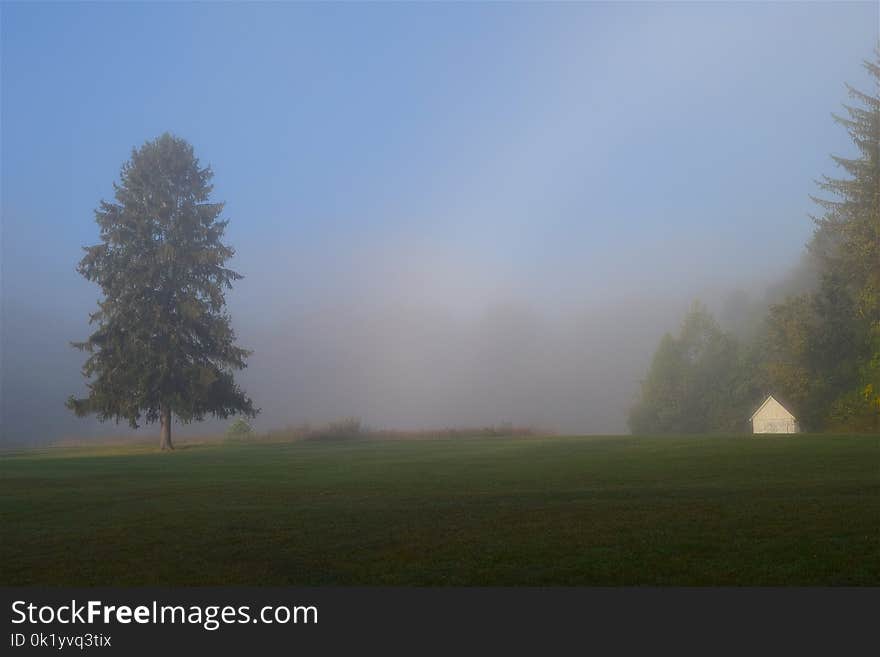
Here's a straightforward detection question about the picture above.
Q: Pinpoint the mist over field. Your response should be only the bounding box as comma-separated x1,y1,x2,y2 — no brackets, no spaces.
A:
1,2,877,444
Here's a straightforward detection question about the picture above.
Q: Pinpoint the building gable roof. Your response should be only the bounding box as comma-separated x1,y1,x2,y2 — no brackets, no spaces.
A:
749,394,796,422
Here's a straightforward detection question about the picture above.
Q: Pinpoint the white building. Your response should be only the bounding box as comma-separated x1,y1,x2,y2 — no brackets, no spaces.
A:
750,395,799,434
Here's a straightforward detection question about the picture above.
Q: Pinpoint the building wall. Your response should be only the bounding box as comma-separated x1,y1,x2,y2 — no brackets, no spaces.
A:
752,417,798,434
752,397,798,434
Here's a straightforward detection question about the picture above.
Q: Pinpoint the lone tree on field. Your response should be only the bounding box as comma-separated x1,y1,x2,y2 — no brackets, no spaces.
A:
67,133,257,449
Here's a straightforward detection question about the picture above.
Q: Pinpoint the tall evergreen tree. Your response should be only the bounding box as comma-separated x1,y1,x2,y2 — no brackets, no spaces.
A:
631,51,880,434
67,133,257,449
806,50,880,428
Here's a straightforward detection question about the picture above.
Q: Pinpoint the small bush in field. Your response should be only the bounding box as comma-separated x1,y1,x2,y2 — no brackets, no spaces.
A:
226,417,254,440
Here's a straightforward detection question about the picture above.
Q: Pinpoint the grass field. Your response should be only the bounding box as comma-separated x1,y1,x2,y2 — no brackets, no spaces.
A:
1,434,878,585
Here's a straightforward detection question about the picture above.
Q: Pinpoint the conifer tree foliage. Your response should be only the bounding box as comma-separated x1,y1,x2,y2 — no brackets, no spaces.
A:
67,133,257,449
762,50,880,430
805,50,880,428
631,50,880,433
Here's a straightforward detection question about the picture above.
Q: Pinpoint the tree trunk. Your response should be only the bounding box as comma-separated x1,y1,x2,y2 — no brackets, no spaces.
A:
159,407,174,451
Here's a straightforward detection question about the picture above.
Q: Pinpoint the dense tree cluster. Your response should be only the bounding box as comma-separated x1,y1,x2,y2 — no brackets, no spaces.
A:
631,52,880,433
628,302,758,433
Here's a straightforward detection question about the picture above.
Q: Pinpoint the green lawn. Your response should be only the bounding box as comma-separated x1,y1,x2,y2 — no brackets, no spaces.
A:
1,434,877,585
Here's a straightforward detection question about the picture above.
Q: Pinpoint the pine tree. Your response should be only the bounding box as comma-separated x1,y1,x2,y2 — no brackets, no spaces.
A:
67,133,257,449
808,50,880,428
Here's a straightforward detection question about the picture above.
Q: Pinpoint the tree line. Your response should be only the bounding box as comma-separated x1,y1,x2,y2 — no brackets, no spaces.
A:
630,52,880,434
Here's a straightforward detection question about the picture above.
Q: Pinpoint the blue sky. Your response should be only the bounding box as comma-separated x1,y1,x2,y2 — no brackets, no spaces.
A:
2,2,877,441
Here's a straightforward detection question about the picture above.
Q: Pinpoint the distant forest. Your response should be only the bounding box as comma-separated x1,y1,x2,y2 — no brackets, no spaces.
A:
630,52,880,434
